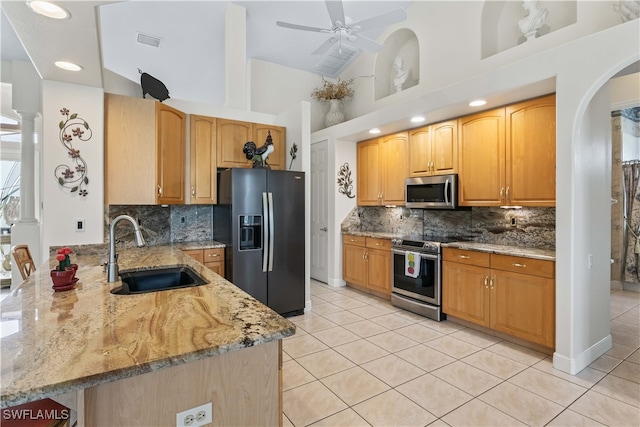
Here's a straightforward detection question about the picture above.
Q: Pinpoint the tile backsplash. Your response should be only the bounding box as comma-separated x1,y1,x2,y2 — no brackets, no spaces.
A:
342,206,555,249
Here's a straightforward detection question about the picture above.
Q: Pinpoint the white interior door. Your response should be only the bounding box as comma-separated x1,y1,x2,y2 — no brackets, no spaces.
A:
311,140,328,283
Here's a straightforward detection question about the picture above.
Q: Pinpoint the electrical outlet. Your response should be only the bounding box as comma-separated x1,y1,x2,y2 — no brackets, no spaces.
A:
76,218,85,232
509,217,517,227
176,402,212,427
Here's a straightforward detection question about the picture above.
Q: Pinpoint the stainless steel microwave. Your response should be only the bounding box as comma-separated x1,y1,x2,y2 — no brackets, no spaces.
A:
405,174,459,209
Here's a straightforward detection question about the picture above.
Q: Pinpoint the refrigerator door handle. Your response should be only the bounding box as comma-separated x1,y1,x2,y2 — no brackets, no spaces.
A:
262,192,269,272
268,192,275,272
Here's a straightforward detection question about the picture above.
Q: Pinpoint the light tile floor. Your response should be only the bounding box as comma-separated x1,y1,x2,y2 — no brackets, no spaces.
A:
282,280,640,427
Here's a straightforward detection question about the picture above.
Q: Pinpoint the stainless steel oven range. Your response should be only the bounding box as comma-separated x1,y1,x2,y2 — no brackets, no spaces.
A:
390,237,453,322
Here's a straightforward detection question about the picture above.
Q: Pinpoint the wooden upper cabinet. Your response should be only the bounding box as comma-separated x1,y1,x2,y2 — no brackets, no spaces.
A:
216,119,253,169
357,133,407,206
380,132,408,205
190,115,217,204
357,138,381,206
506,94,556,206
217,119,287,170
408,127,431,176
105,94,185,205
458,95,556,207
458,108,506,206
408,120,457,177
156,103,186,204
254,124,286,170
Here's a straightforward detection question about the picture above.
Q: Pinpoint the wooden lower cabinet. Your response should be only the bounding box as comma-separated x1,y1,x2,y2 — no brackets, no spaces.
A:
183,248,225,277
443,247,555,348
342,235,391,297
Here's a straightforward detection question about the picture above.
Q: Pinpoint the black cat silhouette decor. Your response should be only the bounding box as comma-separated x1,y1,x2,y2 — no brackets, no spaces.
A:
138,68,170,102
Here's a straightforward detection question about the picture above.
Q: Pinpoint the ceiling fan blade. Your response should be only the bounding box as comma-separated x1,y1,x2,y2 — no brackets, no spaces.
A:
276,21,330,33
325,0,346,27
351,8,407,31
311,37,338,55
347,34,384,52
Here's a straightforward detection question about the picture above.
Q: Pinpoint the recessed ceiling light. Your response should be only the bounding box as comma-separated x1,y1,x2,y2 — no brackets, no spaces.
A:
411,116,425,123
55,61,83,71
27,1,70,19
469,99,487,107
369,128,381,134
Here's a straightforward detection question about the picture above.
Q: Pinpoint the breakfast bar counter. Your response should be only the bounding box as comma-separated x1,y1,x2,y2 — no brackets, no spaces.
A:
0,244,295,424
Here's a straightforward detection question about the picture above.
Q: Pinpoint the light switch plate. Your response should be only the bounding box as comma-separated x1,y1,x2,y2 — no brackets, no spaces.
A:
75,218,85,232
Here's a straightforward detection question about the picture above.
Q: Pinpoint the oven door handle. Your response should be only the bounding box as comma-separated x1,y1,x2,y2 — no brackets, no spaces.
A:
391,249,439,260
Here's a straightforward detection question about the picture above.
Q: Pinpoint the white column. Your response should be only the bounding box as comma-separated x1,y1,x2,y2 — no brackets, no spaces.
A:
16,111,38,223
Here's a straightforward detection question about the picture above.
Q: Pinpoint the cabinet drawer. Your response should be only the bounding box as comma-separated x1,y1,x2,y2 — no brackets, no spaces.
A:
343,235,366,247
366,237,391,250
203,248,224,261
443,247,490,267
491,254,554,279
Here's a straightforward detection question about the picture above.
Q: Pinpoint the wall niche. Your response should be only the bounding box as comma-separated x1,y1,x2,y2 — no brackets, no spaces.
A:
481,1,577,58
374,28,419,101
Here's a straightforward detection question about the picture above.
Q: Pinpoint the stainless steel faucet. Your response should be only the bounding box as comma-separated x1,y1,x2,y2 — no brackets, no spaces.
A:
107,214,146,282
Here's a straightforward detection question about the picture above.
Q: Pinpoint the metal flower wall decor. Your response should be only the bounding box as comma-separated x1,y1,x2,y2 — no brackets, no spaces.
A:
55,108,93,196
337,162,355,198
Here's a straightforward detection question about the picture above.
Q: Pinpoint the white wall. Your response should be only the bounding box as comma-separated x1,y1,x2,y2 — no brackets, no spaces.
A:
41,81,105,250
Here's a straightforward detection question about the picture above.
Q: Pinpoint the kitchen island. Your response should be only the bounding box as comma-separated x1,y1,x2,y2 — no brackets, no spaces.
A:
0,244,295,425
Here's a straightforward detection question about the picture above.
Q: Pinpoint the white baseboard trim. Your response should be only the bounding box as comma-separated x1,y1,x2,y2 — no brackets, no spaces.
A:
304,299,312,313
553,334,612,374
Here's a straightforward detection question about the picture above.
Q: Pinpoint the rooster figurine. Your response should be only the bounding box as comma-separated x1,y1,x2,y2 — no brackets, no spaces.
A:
243,130,274,169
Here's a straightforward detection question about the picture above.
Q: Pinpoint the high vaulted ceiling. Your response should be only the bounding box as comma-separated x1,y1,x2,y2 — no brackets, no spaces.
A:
1,1,411,106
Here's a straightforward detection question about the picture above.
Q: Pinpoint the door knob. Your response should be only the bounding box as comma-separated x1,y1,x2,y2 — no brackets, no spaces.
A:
320,227,328,231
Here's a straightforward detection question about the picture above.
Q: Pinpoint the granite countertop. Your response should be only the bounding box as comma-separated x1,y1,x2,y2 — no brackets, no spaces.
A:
0,244,295,408
342,231,555,261
442,242,555,261
178,240,226,251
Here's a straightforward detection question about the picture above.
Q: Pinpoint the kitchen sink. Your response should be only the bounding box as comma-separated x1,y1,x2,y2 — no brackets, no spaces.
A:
110,265,209,295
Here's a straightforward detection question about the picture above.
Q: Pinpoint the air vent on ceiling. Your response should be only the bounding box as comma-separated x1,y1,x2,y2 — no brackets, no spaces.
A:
136,32,162,48
313,43,361,78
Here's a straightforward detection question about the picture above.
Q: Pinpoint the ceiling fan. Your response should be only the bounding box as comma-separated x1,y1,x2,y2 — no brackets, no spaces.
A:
276,0,407,55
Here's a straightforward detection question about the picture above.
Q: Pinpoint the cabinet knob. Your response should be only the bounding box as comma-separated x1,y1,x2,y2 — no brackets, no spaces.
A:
191,187,196,197
489,277,495,289
158,185,163,196
459,255,470,259
512,262,526,268
506,186,511,201
375,242,382,246
499,187,505,201
484,276,489,288
321,227,328,231
208,253,220,257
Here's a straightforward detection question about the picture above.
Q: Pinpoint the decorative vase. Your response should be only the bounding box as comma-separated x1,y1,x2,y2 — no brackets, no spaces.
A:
2,254,11,271
50,268,75,288
325,99,345,127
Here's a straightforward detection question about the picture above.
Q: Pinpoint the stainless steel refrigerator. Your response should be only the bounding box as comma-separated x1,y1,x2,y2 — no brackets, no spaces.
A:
213,168,305,316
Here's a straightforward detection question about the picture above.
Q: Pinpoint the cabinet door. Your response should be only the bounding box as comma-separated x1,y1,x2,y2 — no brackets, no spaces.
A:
366,248,391,295
506,94,556,206
216,119,253,168
254,125,286,171
458,109,505,206
408,127,432,176
156,103,186,204
357,139,381,206
431,120,457,175
442,261,490,327
491,269,555,348
380,132,408,205
190,115,217,204
343,243,367,287
104,94,157,205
